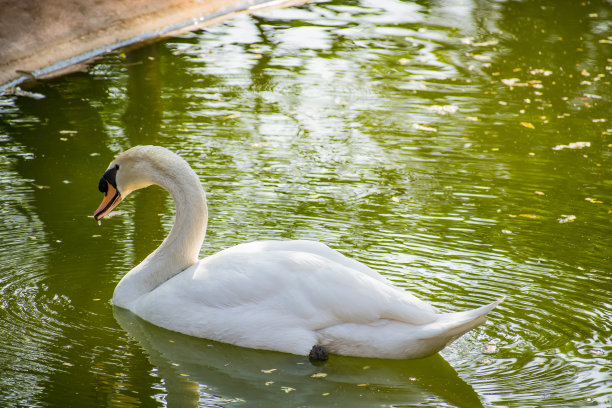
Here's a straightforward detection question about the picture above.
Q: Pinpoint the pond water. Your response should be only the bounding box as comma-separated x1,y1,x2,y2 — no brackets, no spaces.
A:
1,0,611,406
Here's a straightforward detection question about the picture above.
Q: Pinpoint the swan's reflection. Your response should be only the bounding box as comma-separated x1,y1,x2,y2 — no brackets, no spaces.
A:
114,308,483,407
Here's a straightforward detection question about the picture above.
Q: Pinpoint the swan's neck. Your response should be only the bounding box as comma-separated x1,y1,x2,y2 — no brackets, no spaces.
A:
113,164,207,309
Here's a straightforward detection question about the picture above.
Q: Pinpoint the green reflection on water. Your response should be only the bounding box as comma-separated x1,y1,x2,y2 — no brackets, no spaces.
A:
0,0,610,406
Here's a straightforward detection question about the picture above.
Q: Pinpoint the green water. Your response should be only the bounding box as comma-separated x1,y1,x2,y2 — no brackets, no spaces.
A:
0,0,611,406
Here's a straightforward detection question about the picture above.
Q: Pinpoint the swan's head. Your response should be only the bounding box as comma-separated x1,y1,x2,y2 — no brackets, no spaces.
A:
94,145,181,220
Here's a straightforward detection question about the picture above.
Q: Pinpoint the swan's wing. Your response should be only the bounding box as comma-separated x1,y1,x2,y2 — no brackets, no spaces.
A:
183,241,439,328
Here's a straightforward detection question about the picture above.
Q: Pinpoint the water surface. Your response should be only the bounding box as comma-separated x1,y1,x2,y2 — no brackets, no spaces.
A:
0,0,610,406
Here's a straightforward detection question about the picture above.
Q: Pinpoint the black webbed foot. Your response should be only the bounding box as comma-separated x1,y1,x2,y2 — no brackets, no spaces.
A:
309,345,329,361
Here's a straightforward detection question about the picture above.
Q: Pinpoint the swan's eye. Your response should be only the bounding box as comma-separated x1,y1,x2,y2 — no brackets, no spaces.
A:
98,164,119,194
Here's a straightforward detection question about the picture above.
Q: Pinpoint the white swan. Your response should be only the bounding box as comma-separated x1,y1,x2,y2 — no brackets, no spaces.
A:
94,145,503,360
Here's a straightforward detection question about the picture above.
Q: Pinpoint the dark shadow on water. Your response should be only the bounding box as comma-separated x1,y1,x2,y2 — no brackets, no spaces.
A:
114,307,484,408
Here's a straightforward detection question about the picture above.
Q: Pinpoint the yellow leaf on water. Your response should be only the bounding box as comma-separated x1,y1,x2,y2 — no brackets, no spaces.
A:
281,386,295,393
261,369,277,374
520,122,535,129
585,197,603,204
310,373,328,378
518,214,538,219
412,123,437,132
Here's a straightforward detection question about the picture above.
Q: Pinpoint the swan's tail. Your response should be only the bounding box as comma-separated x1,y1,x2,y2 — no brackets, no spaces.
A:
422,297,505,350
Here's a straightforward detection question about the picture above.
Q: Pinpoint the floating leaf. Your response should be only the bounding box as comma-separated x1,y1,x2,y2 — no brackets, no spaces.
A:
552,141,590,150
473,40,499,47
534,191,545,196
310,373,328,378
585,197,603,204
558,214,576,223
280,386,295,393
502,78,520,86
261,368,277,374
469,53,492,61
412,123,437,132
520,122,535,129
265,381,274,386
518,214,538,219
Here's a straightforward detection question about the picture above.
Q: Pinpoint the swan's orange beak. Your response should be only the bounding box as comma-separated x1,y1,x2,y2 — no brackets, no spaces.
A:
94,181,122,221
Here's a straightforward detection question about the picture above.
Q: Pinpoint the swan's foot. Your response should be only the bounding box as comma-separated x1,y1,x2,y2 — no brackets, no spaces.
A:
309,345,329,361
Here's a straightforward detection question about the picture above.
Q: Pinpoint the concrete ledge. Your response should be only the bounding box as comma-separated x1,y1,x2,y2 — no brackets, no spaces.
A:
0,0,307,92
